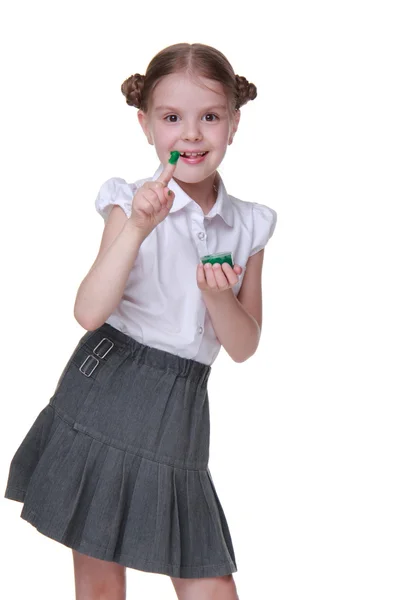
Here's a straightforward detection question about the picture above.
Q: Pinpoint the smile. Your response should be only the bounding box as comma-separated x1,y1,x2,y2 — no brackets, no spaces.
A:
179,151,208,158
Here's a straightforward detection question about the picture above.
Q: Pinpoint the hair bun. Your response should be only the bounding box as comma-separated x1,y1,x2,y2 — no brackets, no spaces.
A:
235,75,257,109
121,73,145,108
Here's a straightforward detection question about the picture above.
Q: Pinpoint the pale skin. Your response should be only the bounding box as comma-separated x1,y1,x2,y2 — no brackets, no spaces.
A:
72,549,240,600
72,71,267,599
136,71,264,361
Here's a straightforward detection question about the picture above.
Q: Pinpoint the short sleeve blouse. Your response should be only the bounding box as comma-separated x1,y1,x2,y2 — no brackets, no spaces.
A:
95,177,137,220
92,167,277,365
250,202,278,256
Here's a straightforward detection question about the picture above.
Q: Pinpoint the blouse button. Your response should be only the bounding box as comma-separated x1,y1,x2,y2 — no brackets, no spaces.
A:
197,231,206,240
198,326,204,334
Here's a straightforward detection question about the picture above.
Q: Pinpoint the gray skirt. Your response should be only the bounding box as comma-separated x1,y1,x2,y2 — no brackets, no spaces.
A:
4,323,237,578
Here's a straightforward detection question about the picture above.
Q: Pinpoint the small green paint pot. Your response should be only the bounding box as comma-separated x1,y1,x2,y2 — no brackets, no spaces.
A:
201,252,234,268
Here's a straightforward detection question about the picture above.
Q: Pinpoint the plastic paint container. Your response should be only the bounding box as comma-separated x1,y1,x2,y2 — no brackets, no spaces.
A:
201,252,234,268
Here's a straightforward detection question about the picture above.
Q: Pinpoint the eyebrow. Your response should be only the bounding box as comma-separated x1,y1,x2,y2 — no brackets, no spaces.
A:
154,104,228,113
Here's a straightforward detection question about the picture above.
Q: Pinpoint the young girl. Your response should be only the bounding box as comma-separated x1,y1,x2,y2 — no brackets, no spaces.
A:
4,43,277,599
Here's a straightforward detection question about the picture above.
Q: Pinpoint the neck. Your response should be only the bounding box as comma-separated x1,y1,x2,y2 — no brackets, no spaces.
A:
174,172,219,215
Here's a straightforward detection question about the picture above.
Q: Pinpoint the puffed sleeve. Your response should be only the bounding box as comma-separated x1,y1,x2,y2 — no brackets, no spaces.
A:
94,177,137,220
249,202,278,256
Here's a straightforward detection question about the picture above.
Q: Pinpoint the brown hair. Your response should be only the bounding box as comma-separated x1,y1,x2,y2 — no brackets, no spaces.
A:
121,43,257,116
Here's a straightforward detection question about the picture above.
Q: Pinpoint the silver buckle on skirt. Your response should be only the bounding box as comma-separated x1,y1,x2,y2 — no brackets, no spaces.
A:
93,337,114,359
79,355,99,377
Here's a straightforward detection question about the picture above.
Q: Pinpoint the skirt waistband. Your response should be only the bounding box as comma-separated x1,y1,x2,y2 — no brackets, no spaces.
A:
80,323,211,385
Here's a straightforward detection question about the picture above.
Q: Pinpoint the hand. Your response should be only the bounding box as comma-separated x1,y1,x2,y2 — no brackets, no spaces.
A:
197,262,243,293
129,160,177,238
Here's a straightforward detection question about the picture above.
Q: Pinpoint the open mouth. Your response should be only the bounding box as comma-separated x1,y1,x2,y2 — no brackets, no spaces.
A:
179,151,208,158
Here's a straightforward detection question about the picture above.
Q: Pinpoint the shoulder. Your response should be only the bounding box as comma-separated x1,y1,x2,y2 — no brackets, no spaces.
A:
94,175,152,220
228,193,277,238
226,193,278,257
228,193,277,225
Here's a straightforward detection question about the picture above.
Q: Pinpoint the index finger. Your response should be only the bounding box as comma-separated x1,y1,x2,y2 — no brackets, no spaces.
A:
156,151,180,185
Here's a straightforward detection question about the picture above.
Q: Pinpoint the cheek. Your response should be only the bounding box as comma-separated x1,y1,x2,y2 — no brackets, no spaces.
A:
214,122,231,143
153,125,178,147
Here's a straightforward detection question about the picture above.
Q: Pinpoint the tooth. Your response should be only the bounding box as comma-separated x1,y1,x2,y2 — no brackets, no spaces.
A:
180,151,206,157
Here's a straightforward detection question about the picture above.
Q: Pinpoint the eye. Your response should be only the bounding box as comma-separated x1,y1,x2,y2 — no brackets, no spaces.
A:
164,114,180,123
164,113,219,123
203,114,219,122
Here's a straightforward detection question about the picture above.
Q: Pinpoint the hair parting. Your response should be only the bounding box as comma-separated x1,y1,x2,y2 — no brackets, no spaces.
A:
120,43,257,115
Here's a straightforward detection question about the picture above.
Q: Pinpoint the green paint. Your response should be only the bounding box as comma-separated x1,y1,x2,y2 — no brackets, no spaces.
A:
169,150,180,165
201,252,234,268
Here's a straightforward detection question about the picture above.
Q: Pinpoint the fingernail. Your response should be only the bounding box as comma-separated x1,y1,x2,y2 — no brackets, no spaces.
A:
168,190,172,196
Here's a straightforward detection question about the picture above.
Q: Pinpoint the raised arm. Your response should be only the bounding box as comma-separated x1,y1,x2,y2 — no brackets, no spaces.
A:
74,155,179,330
74,207,144,330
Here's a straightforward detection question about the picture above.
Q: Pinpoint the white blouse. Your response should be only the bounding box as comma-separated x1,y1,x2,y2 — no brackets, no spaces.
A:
94,164,277,365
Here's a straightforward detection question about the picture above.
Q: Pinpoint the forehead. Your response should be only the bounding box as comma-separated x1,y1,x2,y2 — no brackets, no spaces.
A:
151,72,228,111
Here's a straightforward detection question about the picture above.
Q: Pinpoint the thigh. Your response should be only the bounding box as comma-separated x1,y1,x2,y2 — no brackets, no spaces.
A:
170,574,239,600
72,549,126,600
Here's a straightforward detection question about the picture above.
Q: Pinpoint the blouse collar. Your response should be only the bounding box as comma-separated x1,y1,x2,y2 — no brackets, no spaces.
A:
151,164,234,227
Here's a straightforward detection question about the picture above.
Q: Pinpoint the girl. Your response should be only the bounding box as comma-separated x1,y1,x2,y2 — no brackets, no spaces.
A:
4,43,277,600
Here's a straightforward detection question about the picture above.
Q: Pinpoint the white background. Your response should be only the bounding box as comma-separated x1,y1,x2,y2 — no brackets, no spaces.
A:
1,1,399,598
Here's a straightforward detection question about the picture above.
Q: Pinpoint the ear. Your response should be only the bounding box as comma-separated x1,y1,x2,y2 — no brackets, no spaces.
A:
137,110,154,145
228,109,241,145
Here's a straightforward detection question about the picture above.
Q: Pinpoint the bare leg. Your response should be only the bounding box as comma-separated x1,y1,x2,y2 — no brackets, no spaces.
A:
72,549,126,600
170,574,239,600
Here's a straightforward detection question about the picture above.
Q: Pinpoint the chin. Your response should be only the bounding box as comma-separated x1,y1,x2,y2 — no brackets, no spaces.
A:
174,175,202,185
176,171,215,185
176,164,221,182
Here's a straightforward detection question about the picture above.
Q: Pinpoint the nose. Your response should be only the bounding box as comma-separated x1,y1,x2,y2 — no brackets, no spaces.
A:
182,119,203,142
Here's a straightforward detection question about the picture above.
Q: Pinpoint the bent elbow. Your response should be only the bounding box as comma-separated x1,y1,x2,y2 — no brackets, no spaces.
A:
232,342,260,363
73,306,100,332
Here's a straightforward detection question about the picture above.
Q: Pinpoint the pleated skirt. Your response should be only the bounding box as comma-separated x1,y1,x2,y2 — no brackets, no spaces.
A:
4,322,237,578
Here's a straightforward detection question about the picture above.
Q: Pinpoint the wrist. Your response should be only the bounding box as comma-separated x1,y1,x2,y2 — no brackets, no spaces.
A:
124,218,147,245
202,287,235,304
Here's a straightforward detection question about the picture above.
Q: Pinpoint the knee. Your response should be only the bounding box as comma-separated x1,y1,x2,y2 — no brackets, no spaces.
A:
72,550,126,600
212,575,239,600
78,579,126,600
170,574,238,600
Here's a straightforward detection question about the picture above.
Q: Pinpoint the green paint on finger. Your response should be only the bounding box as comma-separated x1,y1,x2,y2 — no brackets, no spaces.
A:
168,150,180,165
